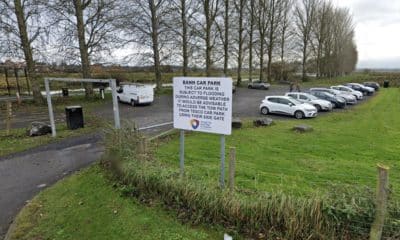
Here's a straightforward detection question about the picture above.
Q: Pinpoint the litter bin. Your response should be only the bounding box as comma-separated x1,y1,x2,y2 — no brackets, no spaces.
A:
383,80,389,88
65,106,84,130
62,88,69,97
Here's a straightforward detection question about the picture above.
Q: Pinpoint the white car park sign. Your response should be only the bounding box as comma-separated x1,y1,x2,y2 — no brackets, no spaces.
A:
173,77,233,135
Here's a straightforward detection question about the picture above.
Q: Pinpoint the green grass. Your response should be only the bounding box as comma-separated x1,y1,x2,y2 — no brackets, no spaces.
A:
156,89,400,199
8,166,222,240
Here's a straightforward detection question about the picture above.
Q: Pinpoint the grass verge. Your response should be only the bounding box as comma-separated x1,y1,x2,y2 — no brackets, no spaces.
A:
102,89,400,239
8,165,222,240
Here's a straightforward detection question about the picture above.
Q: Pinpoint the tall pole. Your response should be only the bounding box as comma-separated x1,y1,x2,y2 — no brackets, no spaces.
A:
220,135,225,188
45,78,56,137
110,79,121,129
180,130,185,177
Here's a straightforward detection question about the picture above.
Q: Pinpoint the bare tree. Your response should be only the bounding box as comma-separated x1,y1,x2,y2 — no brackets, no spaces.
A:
117,0,172,91
201,0,221,76
278,0,293,81
294,0,318,81
47,0,120,96
265,0,283,82
233,0,246,85
168,0,200,76
0,0,46,103
248,0,255,82
254,0,270,82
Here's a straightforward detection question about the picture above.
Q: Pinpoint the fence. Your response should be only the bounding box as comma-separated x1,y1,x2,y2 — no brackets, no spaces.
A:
0,67,31,96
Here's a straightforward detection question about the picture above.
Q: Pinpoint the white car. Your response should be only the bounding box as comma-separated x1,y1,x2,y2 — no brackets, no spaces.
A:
116,83,154,106
310,88,357,105
285,92,333,111
330,85,363,100
259,96,318,119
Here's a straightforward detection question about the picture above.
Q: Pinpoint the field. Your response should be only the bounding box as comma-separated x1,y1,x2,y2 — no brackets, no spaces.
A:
8,166,222,240
2,69,399,96
156,88,400,199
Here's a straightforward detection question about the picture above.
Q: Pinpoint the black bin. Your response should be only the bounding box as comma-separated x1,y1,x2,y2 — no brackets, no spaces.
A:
62,88,69,97
383,80,389,88
65,106,84,130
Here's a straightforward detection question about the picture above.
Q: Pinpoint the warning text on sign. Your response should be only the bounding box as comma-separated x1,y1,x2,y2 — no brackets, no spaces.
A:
173,77,232,135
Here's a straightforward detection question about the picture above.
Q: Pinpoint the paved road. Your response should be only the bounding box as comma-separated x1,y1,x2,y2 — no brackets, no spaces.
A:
0,134,103,238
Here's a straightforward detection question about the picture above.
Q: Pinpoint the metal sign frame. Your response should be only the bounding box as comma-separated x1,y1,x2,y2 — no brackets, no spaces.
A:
44,77,121,137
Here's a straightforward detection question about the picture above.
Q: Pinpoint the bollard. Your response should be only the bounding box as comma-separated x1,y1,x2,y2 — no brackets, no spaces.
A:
369,164,390,240
228,147,236,193
6,101,12,135
138,137,147,154
16,92,21,105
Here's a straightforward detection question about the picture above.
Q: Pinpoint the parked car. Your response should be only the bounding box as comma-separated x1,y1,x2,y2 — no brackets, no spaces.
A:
259,96,317,119
248,80,271,90
309,90,346,108
285,92,333,111
310,88,357,104
363,82,380,91
345,83,375,95
116,83,154,106
330,85,363,100
232,84,236,93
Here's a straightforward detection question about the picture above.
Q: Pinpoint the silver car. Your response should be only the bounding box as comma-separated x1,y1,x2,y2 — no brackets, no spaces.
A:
331,85,363,100
310,88,357,105
285,92,333,111
248,80,271,90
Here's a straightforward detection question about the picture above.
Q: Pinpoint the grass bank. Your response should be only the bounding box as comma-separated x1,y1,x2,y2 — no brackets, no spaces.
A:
8,166,222,240
102,88,400,239
156,89,400,199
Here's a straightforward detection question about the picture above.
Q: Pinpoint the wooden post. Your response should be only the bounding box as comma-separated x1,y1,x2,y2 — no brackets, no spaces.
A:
228,147,236,192
24,68,31,95
370,164,390,240
14,68,21,95
138,137,147,154
6,101,12,135
4,68,11,96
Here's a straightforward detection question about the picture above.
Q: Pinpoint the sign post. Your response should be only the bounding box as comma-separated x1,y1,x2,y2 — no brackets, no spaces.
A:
173,77,232,188
180,130,185,177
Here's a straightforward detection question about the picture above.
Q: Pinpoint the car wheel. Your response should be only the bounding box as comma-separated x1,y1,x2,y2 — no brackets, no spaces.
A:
130,99,136,107
314,104,321,111
294,110,304,119
261,107,269,115
248,85,252,89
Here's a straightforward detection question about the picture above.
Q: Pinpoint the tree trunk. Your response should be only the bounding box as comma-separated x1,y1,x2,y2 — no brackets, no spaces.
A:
248,0,254,82
181,0,188,76
150,0,162,90
302,39,307,81
259,40,264,81
205,0,212,77
13,0,43,104
73,0,93,97
223,0,229,76
266,0,275,83
236,0,244,86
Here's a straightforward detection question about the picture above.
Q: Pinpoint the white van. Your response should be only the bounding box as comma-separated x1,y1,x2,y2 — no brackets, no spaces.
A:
116,83,154,106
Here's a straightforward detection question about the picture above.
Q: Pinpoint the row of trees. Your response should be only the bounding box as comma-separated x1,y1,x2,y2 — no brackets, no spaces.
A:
0,0,357,103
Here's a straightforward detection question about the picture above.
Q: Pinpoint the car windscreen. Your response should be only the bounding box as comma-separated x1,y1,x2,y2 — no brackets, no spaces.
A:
305,94,318,100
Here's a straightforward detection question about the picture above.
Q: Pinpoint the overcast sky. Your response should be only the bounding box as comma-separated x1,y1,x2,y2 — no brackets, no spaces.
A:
334,0,400,69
